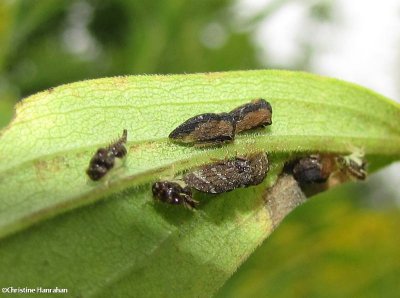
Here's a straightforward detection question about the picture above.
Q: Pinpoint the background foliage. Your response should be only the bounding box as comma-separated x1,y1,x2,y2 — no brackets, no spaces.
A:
0,1,399,297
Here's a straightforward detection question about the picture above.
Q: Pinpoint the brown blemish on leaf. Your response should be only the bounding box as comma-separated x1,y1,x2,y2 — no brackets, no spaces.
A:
34,160,48,181
264,173,307,229
34,157,67,181
128,141,159,154
128,144,141,153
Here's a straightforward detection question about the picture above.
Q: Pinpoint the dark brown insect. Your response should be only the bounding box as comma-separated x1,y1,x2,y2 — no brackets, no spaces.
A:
284,154,338,197
289,154,335,186
284,150,367,198
86,129,128,181
229,98,272,133
168,113,235,146
183,152,269,194
152,181,199,209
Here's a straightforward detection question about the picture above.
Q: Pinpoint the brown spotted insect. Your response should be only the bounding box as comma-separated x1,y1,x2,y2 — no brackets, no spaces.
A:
289,154,335,186
183,152,269,194
152,181,199,209
86,129,128,181
169,113,235,146
229,98,272,133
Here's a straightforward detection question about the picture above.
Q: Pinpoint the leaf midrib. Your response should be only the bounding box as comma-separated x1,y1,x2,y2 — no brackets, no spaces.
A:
1,133,400,177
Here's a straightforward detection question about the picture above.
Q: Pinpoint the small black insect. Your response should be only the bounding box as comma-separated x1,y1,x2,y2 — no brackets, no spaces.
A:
169,113,235,146
229,98,272,133
284,154,338,197
183,152,269,194
290,154,334,186
86,129,128,181
285,154,336,186
152,181,199,209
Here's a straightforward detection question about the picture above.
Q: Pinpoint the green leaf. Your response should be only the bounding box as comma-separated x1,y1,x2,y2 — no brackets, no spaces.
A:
0,70,399,297
217,184,400,297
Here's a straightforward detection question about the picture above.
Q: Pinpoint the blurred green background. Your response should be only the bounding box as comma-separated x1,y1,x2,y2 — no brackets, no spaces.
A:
0,1,399,297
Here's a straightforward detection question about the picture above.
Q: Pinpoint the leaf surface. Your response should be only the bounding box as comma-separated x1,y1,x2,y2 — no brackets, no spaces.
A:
0,70,399,297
